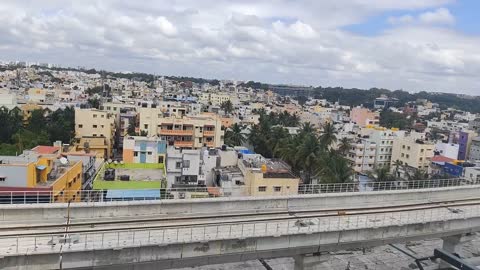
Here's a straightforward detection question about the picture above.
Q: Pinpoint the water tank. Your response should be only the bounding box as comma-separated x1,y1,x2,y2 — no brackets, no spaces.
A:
261,164,267,173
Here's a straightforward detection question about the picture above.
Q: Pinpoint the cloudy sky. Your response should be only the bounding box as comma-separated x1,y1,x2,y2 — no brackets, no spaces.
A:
1,0,479,95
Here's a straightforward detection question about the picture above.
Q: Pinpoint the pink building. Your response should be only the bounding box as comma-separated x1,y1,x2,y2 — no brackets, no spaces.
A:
350,107,379,127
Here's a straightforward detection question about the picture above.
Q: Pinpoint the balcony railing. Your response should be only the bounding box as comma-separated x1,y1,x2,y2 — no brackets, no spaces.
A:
174,141,194,147
159,129,194,135
0,178,474,205
203,130,215,136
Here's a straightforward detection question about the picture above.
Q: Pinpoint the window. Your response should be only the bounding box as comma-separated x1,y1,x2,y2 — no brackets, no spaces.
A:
93,125,97,128
183,160,190,168
101,114,104,118
258,186,267,192
274,186,282,192
144,124,148,129
93,114,97,118
134,152,138,157
101,125,104,128
92,134,97,137
0,177,6,182
175,162,182,169
147,151,152,155
78,124,83,128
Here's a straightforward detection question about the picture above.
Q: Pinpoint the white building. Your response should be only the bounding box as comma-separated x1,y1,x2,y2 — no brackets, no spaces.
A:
434,143,460,160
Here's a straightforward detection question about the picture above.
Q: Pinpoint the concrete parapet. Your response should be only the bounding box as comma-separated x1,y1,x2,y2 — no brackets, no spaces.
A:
1,185,480,222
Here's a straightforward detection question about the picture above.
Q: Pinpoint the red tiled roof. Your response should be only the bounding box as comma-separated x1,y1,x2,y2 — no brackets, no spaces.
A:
431,155,455,163
31,145,60,155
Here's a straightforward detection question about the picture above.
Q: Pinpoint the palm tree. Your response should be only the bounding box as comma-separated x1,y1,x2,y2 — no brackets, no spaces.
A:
316,152,353,184
368,166,395,182
392,160,403,178
319,122,337,149
337,137,352,155
299,122,315,135
294,134,322,184
268,126,290,157
224,123,246,147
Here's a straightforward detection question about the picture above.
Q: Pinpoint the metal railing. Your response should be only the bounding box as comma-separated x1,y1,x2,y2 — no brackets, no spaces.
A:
0,178,475,205
1,202,479,256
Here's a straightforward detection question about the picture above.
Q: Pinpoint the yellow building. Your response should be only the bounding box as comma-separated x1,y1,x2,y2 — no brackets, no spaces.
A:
139,108,224,149
0,151,82,202
238,156,299,196
391,132,434,178
75,108,116,158
199,93,231,105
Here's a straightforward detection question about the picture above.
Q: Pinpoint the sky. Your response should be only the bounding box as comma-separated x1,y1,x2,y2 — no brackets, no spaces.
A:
1,0,480,95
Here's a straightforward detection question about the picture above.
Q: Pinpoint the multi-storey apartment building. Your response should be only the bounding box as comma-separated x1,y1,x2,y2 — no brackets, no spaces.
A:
391,132,435,178
139,108,224,149
458,130,478,160
469,136,480,161
361,127,406,169
74,108,116,158
346,139,377,173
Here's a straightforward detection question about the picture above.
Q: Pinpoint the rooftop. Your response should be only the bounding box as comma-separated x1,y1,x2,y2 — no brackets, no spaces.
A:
31,145,60,155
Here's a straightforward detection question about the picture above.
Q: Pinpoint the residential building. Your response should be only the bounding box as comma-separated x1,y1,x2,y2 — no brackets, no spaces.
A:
350,107,379,127
238,154,299,196
166,147,203,188
199,93,231,105
123,136,167,164
362,127,406,168
469,137,480,161
434,143,460,160
64,152,97,190
346,139,377,173
469,118,480,133
458,130,477,160
139,109,224,149
0,151,82,202
74,108,116,158
391,132,435,178
464,166,480,183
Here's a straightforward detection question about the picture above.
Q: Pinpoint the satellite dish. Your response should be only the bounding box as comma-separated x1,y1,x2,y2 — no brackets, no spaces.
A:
120,160,124,164
114,160,118,165
59,157,68,165
108,159,113,163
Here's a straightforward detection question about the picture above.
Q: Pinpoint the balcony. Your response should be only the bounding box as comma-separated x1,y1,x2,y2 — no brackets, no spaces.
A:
160,129,194,136
203,130,215,136
205,141,215,147
174,141,194,147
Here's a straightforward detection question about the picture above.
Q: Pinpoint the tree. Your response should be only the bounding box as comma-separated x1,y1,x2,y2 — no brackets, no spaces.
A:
220,100,234,115
316,152,353,184
87,97,100,109
127,121,136,136
224,123,246,147
27,109,47,134
319,122,337,149
368,166,395,182
293,134,322,184
337,137,352,155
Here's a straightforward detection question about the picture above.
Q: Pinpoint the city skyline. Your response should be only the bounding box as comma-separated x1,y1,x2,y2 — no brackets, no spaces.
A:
1,0,479,95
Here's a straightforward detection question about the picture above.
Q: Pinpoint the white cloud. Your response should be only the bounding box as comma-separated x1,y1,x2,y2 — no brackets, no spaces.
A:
388,8,455,26
419,7,455,25
0,0,477,95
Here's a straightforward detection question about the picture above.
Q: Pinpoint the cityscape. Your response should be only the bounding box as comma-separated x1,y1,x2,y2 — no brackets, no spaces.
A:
1,1,480,270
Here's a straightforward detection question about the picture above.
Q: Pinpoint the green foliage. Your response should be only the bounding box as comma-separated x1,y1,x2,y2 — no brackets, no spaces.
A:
220,100,234,115
379,110,412,129
224,123,246,147
0,107,75,155
239,81,269,90
251,113,353,184
87,97,100,109
85,84,110,96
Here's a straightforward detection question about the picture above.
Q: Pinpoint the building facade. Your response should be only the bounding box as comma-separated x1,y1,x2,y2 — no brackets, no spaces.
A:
123,136,167,164
75,108,116,158
139,109,224,149
469,137,480,161
350,107,379,127
391,132,434,178
346,139,377,173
